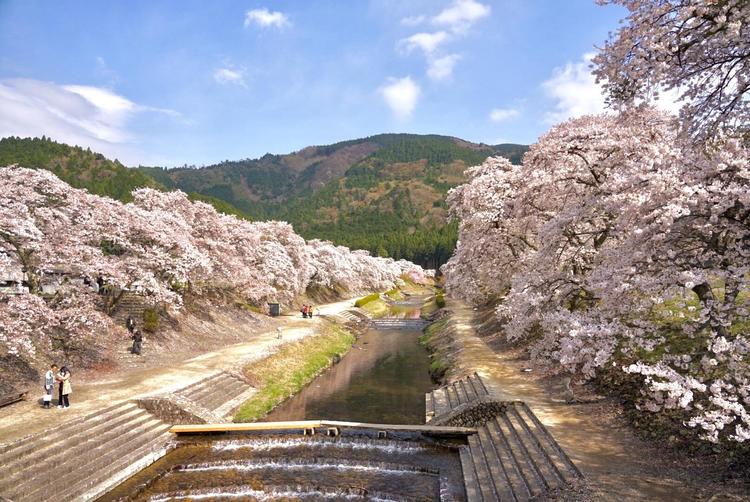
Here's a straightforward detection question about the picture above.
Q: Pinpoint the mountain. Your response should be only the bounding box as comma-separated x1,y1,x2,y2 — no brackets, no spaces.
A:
140,134,528,268
0,134,528,268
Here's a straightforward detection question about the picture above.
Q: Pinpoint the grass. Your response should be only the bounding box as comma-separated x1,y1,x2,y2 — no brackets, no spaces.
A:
233,324,356,422
354,293,380,308
419,318,450,382
385,288,404,300
435,291,446,308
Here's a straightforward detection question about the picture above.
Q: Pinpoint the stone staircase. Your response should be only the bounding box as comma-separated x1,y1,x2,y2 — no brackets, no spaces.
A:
460,400,582,501
425,372,490,422
331,308,371,324
427,374,583,501
175,371,256,419
111,291,149,328
0,401,171,502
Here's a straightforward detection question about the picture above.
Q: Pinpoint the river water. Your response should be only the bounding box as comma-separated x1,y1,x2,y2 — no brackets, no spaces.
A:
98,297,468,501
264,299,434,424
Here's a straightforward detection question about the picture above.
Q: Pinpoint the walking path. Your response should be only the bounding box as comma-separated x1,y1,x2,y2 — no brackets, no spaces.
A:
441,299,719,501
0,297,357,445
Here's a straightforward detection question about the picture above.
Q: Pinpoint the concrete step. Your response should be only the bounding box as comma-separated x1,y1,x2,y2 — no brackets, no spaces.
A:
178,373,226,401
459,445,481,502
425,373,490,422
59,429,171,502
12,417,170,502
509,402,581,484
477,425,516,500
458,401,583,501
467,434,499,501
0,404,147,485
8,414,169,500
0,401,136,463
200,378,247,411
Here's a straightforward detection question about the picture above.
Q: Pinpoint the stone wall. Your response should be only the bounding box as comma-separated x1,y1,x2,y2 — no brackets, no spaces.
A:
136,394,224,424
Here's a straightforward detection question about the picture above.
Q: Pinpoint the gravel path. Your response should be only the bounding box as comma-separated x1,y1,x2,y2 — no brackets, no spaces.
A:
441,299,740,501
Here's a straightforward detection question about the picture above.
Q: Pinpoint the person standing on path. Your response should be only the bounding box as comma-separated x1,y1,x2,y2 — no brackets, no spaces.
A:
42,364,57,408
126,315,136,334
57,366,72,409
131,329,143,355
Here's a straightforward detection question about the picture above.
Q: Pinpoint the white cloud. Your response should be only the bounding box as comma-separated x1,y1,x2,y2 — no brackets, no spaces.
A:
379,76,420,120
0,78,177,164
214,67,247,87
432,0,490,33
489,108,520,122
397,0,489,81
542,53,607,124
244,8,290,29
399,31,449,55
427,54,461,81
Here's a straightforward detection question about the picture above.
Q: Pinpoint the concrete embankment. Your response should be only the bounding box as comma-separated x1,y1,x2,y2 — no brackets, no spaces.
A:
0,298,369,502
419,299,723,501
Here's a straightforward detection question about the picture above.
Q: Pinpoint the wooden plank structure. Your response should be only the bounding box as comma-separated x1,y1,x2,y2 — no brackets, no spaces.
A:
169,419,476,437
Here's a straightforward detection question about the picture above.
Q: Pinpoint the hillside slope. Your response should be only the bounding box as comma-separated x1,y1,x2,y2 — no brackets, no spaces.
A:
0,136,162,202
142,134,528,268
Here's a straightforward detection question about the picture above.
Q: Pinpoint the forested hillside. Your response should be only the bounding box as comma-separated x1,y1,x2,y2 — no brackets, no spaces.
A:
142,134,527,268
0,137,162,202
0,135,527,269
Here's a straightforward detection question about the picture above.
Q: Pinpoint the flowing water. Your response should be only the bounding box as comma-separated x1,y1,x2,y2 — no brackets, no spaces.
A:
100,297,468,501
264,299,434,424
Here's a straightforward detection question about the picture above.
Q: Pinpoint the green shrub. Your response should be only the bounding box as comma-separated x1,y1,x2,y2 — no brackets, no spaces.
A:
100,238,125,256
142,308,160,333
354,293,380,308
435,292,446,308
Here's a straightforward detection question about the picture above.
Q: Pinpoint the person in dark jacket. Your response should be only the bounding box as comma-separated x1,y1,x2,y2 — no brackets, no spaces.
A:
126,315,136,334
131,329,143,355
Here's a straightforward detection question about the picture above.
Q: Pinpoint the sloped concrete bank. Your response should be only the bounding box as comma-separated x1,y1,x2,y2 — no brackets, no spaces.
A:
0,303,368,502
419,299,742,501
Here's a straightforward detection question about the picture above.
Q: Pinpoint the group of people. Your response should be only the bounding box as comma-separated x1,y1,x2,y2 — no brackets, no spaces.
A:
42,364,72,409
300,304,315,318
126,315,143,355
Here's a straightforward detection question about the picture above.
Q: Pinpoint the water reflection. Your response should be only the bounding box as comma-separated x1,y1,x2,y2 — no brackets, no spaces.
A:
265,303,434,424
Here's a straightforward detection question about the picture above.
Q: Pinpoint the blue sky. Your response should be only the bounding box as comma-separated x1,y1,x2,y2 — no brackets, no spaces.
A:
0,1,626,166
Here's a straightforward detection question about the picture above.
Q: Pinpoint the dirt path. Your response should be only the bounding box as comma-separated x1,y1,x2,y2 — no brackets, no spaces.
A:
443,300,737,501
0,298,357,445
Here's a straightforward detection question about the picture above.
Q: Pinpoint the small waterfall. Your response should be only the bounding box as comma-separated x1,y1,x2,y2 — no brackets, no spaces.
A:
175,457,440,476
149,484,408,501
211,436,434,455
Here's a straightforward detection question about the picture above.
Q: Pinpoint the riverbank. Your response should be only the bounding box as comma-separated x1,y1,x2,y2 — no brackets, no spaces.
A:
234,322,358,422
0,297,359,445
420,298,749,500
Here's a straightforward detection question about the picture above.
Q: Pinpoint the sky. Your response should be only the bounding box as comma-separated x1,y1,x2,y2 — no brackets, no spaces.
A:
0,0,627,167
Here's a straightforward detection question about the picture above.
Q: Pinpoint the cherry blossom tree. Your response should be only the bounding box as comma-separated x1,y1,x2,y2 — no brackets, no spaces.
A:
1,166,427,380
593,0,750,141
